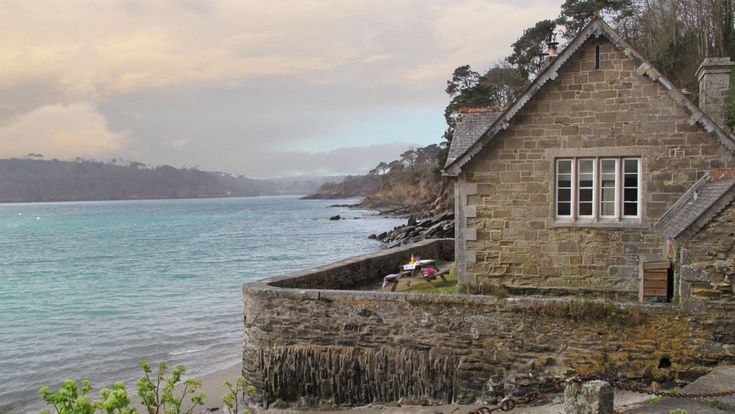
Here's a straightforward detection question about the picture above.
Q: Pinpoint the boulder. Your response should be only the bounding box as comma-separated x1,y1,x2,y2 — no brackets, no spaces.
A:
564,380,614,414
329,215,341,221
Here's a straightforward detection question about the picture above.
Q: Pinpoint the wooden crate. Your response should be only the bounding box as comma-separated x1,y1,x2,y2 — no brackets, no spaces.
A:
639,257,671,302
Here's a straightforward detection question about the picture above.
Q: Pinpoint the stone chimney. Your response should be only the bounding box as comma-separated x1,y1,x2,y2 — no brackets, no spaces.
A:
696,57,735,129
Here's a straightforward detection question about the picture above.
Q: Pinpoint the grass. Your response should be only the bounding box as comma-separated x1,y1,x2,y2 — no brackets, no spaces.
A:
392,273,458,294
520,299,646,325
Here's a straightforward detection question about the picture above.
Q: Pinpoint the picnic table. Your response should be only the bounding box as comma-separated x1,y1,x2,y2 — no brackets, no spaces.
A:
383,259,448,291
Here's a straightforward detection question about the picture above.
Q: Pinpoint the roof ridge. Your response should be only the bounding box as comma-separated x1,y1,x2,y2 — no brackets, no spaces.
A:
443,18,735,176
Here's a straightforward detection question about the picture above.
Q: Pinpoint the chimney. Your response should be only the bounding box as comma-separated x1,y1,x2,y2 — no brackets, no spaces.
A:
547,41,559,58
696,57,735,129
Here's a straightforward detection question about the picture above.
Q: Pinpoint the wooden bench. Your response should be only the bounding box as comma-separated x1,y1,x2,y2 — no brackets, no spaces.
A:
387,268,449,292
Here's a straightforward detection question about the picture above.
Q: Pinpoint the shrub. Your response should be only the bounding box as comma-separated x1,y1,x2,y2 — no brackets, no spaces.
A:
222,377,256,414
38,361,255,414
137,361,204,414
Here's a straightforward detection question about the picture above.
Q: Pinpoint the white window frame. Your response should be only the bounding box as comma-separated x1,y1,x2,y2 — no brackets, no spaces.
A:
599,158,618,218
555,157,640,222
556,159,573,218
622,158,641,218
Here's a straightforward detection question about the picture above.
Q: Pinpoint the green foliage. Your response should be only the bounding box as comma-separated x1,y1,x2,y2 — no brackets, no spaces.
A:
440,61,527,161
39,380,97,414
222,376,256,414
98,383,137,414
669,409,688,414
507,19,558,80
703,399,720,408
39,360,250,414
647,395,665,403
137,361,204,414
559,0,636,38
521,300,645,325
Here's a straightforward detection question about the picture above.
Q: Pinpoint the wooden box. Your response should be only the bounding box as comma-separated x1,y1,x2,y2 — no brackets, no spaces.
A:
639,257,672,302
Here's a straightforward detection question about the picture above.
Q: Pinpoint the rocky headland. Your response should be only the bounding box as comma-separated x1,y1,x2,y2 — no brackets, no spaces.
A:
304,145,455,247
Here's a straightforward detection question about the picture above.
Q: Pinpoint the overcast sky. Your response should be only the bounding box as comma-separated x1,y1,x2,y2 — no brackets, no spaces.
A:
0,0,559,177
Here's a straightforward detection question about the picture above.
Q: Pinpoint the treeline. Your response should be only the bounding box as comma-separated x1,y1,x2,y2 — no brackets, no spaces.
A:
0,158,324,202
439,0,735,164
305,144,444,203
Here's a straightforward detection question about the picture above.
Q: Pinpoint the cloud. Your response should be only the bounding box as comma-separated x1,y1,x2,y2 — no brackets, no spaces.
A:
0,103,126,159
0,0,562,176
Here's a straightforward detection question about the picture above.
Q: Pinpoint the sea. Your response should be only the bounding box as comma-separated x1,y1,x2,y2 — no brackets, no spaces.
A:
0,196,404,413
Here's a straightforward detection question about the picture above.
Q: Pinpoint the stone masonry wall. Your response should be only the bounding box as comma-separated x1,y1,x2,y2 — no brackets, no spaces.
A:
243,284,735,408
457,37,734,291
268,239,454,290
679,198,735,343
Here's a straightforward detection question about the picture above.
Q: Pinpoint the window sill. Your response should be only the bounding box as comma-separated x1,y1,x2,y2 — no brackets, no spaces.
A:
551,218,648,229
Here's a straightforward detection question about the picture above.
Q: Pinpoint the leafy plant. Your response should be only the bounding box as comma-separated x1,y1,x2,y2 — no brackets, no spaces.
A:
669,409,688,414
222,376,256,414
137,361,204,414
39,380,96,414
97,383,137,414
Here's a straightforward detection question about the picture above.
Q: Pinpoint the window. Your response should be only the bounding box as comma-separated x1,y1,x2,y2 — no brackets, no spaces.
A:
555,157,640,221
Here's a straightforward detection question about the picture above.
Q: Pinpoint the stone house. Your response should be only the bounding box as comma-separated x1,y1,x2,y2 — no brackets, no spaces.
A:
443,18,735,299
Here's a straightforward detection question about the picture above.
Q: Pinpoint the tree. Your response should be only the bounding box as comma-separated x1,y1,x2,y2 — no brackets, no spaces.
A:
369,161,389,176
507,19,558,80
438,61,527,167
558,0,636,39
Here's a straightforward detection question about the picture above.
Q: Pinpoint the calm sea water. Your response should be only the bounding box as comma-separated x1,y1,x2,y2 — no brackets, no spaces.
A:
0,196,404,413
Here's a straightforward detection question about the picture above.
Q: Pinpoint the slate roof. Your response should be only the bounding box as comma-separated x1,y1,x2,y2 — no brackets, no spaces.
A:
442,18,735,175
446,111,501,167
654,169,735,242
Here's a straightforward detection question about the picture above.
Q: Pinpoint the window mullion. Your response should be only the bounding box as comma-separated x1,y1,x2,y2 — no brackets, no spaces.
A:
615,158,621,221
593,157,599,221
571,158,577,221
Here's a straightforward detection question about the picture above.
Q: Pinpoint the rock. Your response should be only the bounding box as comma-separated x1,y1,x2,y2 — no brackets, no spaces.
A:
368,234,377,240
329,215,341,221
407,215,417,226
564,380,614,414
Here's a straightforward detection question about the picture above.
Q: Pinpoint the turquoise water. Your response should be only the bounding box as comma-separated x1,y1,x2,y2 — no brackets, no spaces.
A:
0,196,404,413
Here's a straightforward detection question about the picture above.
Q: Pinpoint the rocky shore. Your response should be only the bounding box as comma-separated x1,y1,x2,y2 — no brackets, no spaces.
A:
369,211,454,247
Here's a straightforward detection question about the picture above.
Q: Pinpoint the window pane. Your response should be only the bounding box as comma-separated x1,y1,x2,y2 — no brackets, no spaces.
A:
601,202,615,216
558,188,571,202
624,202,638,216
579,159,593,174
624,175,638,187
579,202,593,216
580,189,593,202
601,188,615,202
558,160,572,174
579,178,593,187
558,202,571,216
600,159,615,174
558,176,571,188
624,159,638,173
624,188,637,202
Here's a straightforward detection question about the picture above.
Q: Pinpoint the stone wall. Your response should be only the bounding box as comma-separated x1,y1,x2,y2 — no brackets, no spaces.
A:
678,198,735,342
456,36,734,291
242,242,735,408
267,238,454,290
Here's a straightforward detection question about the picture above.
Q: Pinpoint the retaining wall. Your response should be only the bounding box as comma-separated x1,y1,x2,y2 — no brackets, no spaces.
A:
242,239,735,408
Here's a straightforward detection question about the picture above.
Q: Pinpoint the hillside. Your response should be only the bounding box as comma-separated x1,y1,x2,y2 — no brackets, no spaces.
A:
300,175,382,199
0,158,327,203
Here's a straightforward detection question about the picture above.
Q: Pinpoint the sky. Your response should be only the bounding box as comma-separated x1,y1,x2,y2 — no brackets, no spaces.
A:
0,0,560,177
